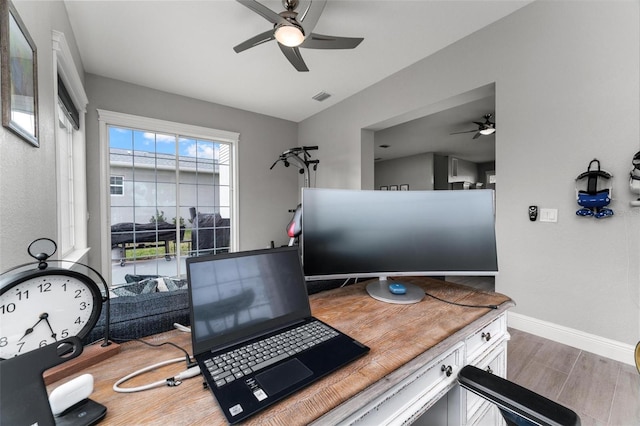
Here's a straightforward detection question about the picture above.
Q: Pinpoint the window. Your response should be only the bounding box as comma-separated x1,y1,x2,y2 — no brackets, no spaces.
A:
110,176,124,195
53,31,88,261
98,110,239,286
56,104,76,254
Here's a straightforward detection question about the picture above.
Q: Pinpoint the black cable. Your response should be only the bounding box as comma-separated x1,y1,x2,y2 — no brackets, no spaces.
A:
424,291,498,310
110,337,195,368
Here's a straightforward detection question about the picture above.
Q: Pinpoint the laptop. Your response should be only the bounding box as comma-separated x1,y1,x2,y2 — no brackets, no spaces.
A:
186,246,370,424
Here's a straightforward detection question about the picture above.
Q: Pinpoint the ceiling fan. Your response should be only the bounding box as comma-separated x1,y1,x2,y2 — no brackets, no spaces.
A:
233,0,364,72
450,114,496,139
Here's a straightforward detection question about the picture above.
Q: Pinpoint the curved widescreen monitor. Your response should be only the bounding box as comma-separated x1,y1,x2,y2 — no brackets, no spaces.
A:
301,188,498,281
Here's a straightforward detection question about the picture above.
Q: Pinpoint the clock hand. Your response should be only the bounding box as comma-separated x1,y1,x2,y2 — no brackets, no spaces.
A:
19,327,35,340
18,313,54,341
42,313,58,341
19,316,44,341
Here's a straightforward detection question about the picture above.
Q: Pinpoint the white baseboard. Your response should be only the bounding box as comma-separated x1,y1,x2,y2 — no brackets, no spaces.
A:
508,312,636,366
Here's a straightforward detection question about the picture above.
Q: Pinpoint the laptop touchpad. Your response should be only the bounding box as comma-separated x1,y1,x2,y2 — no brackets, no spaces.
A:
255,359,313,396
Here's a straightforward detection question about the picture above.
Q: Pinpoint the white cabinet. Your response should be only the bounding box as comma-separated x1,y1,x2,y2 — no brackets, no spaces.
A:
466,314,508,363
464,341,508,425
339,342,464,425
330,311,510,426
463,314,509,425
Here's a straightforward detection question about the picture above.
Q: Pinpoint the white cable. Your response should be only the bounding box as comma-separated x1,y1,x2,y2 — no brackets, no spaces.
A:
113,357,200,393
173,323,191,333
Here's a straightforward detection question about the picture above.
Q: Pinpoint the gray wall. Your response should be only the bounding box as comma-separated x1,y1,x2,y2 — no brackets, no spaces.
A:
374,153,435,191
299,1,640,346
0,1,84,270
84,74,299,271
375,155,496,191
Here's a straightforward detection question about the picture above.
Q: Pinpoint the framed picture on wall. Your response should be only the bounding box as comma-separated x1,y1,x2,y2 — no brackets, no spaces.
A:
380,186,388,190
400,184,409,191
1,0,39,147
389,185,398,191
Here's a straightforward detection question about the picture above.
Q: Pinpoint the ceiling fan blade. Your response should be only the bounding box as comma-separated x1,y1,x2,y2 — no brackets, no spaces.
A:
236,0,287,26
233,30,275,53
472,132,481,139
279,44,309,72
301,33,364,49
298,0,327,34
472,121,484,126
450,130,478,135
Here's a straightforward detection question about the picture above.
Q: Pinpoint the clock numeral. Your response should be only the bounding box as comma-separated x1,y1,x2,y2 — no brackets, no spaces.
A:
79,302,88,310
0,303,16,314
15,289,29,300
39,340,48,348
17,342,25,353
74,289,82,299
38,282,52,293
0,337,7,347
61,329,69,338
74,317,82,325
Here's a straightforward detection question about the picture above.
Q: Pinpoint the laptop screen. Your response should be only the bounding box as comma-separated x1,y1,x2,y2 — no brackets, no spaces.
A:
187,247,312,355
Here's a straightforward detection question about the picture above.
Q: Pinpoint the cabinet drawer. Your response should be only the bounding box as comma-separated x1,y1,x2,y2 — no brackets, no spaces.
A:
466,314,506,362
339,343,464,425
466,344,507,423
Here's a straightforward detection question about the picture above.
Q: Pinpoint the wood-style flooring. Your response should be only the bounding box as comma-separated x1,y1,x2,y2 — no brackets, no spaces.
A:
507,328,640,426
443,276,639,425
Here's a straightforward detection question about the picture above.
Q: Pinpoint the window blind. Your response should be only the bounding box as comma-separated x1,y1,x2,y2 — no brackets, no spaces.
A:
58,75,80,130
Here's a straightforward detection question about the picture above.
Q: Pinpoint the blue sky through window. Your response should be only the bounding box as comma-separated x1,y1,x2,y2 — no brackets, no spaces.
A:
109,127,217,160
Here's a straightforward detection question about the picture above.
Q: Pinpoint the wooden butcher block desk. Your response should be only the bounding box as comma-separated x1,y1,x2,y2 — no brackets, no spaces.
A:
51,277,513,425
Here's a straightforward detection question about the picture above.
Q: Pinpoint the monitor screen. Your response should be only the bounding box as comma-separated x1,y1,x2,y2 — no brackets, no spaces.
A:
301,188,498,280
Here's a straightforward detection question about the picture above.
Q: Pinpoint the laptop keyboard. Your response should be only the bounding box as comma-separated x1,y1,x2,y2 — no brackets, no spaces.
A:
204,320,339,388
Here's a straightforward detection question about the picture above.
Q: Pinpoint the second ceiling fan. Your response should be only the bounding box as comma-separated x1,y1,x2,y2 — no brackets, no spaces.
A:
233,0,364,72
450,114,496,139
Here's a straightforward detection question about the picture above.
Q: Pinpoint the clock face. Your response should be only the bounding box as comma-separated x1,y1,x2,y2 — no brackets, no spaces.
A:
0,269,102,359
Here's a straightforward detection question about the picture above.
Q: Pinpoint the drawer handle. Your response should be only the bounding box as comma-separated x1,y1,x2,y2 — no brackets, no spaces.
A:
486,366,493,374
481,332,491,342
441,365,453,377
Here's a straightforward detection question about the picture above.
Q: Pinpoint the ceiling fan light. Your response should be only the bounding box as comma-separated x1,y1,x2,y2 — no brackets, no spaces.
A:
479,128,496,135
275,24,305,47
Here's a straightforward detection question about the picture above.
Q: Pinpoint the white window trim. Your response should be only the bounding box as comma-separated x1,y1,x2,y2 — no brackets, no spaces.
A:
110,175,125,196
52,30,89,263
97,109,239,284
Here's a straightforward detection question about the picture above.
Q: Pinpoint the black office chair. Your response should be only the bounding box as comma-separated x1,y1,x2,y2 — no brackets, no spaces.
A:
458,365,581,426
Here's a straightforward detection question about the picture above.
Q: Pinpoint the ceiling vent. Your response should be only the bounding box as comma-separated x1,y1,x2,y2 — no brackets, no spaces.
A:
312,91,332,102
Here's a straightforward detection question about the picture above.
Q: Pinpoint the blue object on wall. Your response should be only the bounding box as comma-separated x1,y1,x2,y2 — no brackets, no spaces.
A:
575,159,613,219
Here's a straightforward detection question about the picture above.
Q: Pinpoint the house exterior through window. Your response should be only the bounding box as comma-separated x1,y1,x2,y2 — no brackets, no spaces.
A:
98,110,238,287
110,176,124,195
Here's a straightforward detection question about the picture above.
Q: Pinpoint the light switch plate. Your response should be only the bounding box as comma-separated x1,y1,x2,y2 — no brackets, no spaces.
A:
539,208,558,222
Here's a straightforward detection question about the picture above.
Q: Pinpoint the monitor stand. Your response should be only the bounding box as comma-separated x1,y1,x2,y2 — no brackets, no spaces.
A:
366,278,424,304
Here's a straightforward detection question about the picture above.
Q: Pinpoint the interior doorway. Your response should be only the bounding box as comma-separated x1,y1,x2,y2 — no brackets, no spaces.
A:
363,84,496,193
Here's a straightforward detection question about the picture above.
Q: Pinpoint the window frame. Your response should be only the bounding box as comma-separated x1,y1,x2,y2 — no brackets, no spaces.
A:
110,175,124,196
52,30,89,262
97,109,239,285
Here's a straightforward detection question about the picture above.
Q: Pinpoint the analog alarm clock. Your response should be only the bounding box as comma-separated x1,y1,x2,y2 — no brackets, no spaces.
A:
0,239,103,359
